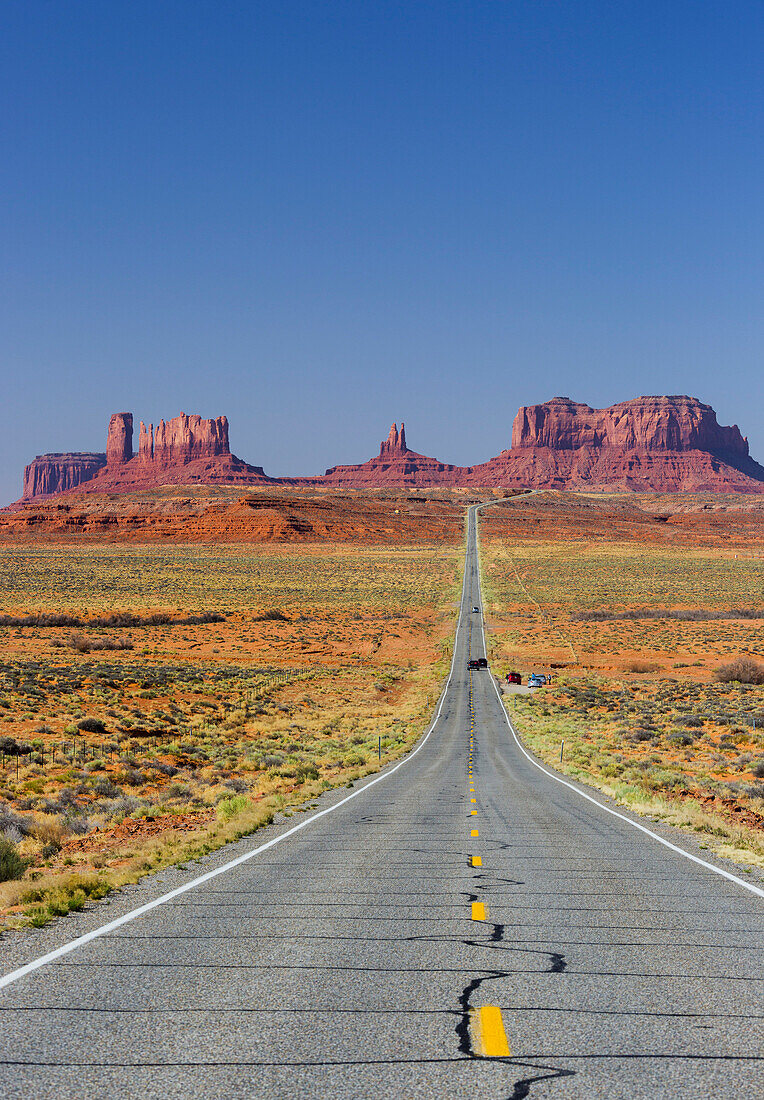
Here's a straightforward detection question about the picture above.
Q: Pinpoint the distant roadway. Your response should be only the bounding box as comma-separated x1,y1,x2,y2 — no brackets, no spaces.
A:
1,505,762,1098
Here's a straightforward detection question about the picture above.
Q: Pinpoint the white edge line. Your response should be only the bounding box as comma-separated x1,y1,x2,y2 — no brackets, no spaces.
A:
473,502,764,901
0,519,475,991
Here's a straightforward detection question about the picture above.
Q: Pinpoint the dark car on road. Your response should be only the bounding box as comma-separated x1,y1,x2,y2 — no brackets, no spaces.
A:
468,659,481,670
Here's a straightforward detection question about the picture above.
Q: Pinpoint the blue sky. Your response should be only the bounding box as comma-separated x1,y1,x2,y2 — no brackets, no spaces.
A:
2,1,763,503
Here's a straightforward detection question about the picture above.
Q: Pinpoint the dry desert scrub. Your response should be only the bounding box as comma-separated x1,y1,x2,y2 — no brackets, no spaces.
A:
480,498,764,870
0,540,461,929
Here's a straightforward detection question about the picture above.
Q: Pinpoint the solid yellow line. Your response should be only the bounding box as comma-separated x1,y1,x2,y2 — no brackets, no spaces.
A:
471,901,486,920
473,1005,511,1057
472,855,482,867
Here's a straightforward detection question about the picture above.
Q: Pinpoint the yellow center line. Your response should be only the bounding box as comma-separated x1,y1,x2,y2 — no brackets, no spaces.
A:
471,1005,511,1057
471,855,482,867
471,901,486,920
471,829,479,836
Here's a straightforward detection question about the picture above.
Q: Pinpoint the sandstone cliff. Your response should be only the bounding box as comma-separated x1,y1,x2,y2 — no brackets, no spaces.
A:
472,395,764,491
16,396,764,503
106,413,133,466
152,412,230,464
21,411,271,500
511,396,750,457
23,453,107,500
320,422,466,487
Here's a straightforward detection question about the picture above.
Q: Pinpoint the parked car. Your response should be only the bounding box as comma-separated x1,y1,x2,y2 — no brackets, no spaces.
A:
527,673,544,688
506,671,522,685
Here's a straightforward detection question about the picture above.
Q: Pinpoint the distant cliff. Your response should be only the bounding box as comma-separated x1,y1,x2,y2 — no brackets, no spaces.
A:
17,396,764,501
23,453,107,499
466,395,764,491
22,411,271,500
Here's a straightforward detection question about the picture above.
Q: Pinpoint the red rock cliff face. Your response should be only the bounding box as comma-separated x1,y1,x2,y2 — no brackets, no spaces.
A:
22,453,107,500
511,396,750,457
468,395,764,491
152,412,230,465
106,413,133,466
379,422,408,458
319,422,466,486
15,397,764,503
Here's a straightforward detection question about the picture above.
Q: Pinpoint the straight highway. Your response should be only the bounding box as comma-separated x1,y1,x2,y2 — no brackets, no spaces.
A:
1,505,762,1098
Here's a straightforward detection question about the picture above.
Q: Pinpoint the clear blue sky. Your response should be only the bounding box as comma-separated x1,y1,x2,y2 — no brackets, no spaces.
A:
2,1,763,503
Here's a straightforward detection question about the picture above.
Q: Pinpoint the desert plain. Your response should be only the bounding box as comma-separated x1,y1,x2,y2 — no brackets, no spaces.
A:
0,486,762,929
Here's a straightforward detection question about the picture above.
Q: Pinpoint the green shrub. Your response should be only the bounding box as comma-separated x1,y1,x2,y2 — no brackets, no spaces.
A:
0,836,26,882
216,795,250,822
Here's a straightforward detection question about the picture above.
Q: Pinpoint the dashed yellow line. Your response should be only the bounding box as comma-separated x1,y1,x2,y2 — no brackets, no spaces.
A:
471,828,479,836
471,1005,511,1057
471,855,482,867
471,901,486,920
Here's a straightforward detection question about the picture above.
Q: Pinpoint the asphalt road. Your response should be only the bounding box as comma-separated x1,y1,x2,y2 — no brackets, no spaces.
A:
1,505,762,1099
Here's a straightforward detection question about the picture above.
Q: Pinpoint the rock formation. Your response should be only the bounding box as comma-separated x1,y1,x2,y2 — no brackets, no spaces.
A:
139,421,153,461
21,411,271,500
379,422,407,458
467,396,764,491
321,423,466,486
22,453,107,500
106,413,133,466
510,396,750,457
152,412,230,465
15,396,764,503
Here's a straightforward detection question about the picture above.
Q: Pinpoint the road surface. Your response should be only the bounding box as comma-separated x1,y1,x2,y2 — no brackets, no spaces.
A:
1,505,762,1098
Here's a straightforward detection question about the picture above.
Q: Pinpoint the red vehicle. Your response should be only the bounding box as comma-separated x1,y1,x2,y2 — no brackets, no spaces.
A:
505,671,522,685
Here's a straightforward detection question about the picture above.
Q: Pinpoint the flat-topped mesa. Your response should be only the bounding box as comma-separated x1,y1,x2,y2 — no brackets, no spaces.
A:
152,412,230,466
22,453,107,500
106,413,133,466
511,395,750,457
379,422,408,458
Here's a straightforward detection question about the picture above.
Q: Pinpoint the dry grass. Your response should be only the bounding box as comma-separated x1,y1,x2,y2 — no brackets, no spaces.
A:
0,539,461,928
481,495,764,866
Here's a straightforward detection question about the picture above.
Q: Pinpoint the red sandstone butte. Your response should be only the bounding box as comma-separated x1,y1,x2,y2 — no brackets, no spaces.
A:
22,453,107,500
22,411,272,500
320,422,466,487
463,396,764,491
16,395,764,503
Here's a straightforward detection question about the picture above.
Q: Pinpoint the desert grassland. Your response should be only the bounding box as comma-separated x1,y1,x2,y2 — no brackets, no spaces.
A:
480,536,764,869
0,540,461,929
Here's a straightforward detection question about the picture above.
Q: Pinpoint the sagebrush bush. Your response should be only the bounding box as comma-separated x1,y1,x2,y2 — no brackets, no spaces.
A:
0,836,26,882
715,658,764,685
78,717,107,733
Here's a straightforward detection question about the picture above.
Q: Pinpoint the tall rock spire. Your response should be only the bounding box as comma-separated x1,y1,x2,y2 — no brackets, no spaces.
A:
380,422,408,458
106,413,133,466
